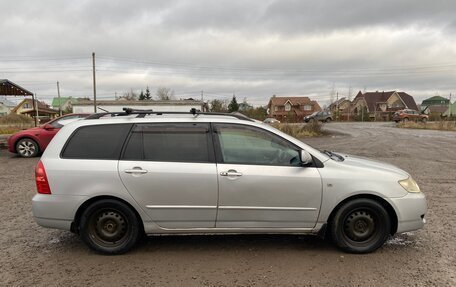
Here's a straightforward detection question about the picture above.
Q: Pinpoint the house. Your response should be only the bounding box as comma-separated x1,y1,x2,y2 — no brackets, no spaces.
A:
268,96,321,122
352,91,419,121
72,99,208,113
51,97,75,113
11,99,59,122
0,97,16,116
443,101,456,118
421,96,451,118
328,97,352,120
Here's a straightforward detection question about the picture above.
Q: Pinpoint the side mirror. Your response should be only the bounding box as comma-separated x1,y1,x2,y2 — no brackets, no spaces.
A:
300,150,313,165
43,123,54,130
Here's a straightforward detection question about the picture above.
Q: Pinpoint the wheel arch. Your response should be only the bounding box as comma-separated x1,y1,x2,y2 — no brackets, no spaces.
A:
71,195,145,235
326,194,398,235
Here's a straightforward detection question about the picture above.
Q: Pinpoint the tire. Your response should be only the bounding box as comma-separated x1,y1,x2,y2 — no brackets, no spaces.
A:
421,117,427,123
325,118,332,123
16,138,39,158
79,199,141,255
330,198,391,254
402,117,409,122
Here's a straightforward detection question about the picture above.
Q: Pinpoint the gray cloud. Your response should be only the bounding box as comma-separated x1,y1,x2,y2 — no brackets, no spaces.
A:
1,0,455,106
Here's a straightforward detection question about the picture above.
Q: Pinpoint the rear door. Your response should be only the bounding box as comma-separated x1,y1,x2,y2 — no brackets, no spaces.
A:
118,123,218,229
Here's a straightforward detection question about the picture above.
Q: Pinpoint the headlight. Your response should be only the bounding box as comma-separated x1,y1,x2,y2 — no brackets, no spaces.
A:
399,177,421,193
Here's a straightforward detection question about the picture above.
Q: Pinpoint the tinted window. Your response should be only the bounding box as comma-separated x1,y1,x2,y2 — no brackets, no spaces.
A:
122,123,212,163
214,124,300,166
62,124,132,159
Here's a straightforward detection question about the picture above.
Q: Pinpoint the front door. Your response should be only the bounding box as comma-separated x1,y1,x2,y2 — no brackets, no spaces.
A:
213,123,322,228
118,123,218,229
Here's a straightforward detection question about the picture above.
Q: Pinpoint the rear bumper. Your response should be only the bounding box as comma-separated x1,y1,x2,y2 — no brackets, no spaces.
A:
389,192,427,233
32,194,88,231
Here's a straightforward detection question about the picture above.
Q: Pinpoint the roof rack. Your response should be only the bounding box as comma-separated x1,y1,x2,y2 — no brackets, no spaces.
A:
85,108,254,122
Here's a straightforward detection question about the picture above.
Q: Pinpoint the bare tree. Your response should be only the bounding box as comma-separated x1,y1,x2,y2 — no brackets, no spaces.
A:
116,89,138,101
156,87,174,100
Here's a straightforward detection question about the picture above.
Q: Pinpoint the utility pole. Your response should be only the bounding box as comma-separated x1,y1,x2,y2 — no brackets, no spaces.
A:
336,92,339,121
34,94,39,126
92,52,97,113
56,81,62,116
201,90,204,101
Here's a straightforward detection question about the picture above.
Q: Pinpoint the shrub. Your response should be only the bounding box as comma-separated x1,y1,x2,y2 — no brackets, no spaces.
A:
272,122,323,137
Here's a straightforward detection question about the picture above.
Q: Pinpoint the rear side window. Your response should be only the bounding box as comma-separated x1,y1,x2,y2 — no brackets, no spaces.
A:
62,124,132,159
122,123,213,163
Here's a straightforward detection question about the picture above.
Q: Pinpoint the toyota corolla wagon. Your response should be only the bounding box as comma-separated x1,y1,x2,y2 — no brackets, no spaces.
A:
32,109,426,254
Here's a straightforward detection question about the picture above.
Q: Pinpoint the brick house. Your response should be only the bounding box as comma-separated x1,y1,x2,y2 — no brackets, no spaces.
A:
352,91,418,121
268,96,321,122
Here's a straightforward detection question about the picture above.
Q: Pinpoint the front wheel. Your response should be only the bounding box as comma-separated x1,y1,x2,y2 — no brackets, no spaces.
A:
325,118,332,123
330,199,391,253
421,117,427,123
79,199,141,254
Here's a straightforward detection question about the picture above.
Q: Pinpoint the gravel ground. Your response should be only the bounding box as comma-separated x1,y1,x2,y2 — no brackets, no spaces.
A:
0,122,455,286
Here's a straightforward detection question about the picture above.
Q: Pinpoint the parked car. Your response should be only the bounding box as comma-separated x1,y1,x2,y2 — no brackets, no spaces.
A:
304,111,332,123
263,118,280,124
33,109,426,254
393,109,428,123
8,113,89,158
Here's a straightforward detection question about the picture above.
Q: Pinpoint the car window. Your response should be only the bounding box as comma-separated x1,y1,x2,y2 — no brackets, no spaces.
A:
61,124,132,159
122,123,213,163
50,115,83,128
214,124,300,166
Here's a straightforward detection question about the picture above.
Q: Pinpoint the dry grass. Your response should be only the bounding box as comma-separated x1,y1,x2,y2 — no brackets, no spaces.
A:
272,121,324,137
397,121,456,131
0,114,33,124
0,127,23,135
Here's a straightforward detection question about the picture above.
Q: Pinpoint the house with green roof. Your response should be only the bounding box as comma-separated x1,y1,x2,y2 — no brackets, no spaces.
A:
51,97,77,113
443,101,456,118
421,96,451,119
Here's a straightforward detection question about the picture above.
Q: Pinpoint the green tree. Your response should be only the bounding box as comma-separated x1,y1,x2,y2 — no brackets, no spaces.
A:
139,90,145,100
228,95,239,112
145,86,152,100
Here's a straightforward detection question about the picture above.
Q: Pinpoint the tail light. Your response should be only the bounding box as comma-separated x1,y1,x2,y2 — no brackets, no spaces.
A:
35,161,51,194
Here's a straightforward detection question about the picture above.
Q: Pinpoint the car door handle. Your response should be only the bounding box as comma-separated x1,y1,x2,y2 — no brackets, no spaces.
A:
220,170,243,177
124,168,148,174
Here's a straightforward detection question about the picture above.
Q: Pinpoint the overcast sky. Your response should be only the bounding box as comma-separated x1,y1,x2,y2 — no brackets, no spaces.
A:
1,0,456,106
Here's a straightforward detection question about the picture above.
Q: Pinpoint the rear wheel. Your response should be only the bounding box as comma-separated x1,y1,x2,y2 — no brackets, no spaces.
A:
79,199,141,254
330,199,390,253
16,138,39,158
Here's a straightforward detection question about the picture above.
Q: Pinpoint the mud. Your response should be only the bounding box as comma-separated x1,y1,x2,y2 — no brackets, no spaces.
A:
0,122,455,286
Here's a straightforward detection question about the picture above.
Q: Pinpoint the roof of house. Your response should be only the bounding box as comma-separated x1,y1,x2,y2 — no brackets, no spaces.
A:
0,79,33,96
51,97,72,108
443,102,456,116
422,96,449,105
354,91,418,111
269,96,317,106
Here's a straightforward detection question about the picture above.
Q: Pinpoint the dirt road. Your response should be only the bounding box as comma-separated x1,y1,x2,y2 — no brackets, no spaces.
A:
0,122,455,286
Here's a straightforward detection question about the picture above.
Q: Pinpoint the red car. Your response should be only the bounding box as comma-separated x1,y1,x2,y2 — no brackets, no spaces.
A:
8,114,89,157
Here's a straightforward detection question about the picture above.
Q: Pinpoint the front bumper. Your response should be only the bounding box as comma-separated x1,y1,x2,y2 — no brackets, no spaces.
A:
389,192,427,233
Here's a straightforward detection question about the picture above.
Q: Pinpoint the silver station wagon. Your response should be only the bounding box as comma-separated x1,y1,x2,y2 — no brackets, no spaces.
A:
33,109,427,254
